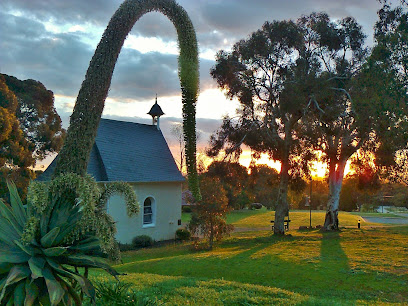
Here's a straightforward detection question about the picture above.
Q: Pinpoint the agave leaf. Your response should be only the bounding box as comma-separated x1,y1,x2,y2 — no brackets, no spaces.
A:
40,227,60,248
53,215,82,246
28,257,46,279
14,240,35,256
5,295,13,306
42,267,65,306
0,217,22,245
0,249,30,264
6,181,27,226
64,255,120,278
0,201,23,233
0,265,30,302
42,247,68,257
58,276,80,306
0,278,6,292
24,279,39,306
48,196,71,231
46,258,96,300
70,236,101,252
0,263,13,274
13,281,25,305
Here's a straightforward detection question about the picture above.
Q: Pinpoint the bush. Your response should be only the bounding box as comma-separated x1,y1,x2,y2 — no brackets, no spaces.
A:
251,202,263,210
132,235,153,248
118,243,134,252
182,205,192,213
176,228,191,241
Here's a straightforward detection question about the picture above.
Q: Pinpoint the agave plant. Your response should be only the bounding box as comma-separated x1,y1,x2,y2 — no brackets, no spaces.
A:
0,181,119,305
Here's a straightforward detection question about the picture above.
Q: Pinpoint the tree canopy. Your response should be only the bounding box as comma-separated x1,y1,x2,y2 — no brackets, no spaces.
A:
0,74,65,199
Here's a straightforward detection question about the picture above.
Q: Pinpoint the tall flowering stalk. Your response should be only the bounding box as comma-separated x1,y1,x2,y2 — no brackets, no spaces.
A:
53,0,200,199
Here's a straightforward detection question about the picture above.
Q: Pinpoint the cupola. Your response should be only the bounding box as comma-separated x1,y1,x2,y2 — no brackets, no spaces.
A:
148,94,164,130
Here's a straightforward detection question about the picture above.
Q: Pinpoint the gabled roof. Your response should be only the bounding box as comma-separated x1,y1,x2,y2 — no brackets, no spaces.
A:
38,118,184,183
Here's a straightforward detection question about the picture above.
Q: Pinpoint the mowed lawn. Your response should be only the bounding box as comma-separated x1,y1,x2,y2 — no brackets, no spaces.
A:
91,211,408,305
183,208,379,229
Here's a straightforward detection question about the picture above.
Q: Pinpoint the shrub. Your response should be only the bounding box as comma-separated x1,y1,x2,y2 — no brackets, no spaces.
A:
188,177,233,249
176,228,191,241
132,235,153,248
92,281,137,305
251,203,263,210
182,205,192,213
0,181,119,305
118,243,134,252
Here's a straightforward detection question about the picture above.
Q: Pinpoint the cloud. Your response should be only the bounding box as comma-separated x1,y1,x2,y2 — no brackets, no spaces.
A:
0,12,93,96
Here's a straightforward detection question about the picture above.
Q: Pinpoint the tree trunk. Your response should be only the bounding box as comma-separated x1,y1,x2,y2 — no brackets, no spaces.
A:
274,155,290,235
323,159,347,231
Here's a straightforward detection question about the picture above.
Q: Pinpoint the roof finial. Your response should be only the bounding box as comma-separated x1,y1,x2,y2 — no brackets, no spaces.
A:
155,93,158,104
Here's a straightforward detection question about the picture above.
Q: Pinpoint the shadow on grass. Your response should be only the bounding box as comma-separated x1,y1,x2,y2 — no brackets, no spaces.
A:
113,229,408,304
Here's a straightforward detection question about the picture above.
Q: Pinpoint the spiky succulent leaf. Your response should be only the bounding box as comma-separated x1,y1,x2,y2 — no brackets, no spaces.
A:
0,265,30,302
0,217,22,244
14,240,36,256
24,279,39,306
45,258,96,300
40,227,60,248
13,281,25,305
0,201,23,233
63,254,120,278
70,236,101,252
6,181,27,226
0,244,30,263
0,263,13,275
42,247,68,257
28,257,45,279
43,267,65,306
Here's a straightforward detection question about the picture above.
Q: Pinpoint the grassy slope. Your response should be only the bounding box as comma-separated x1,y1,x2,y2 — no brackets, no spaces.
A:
92,212,408,305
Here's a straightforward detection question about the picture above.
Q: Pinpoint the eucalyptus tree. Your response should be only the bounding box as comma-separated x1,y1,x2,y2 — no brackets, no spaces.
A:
374,1,408,186
301,11,408,230
53,0,201,199
208,19,323,235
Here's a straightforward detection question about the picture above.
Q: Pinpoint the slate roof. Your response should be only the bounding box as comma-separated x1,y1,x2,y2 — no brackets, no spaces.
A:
38,119,184,183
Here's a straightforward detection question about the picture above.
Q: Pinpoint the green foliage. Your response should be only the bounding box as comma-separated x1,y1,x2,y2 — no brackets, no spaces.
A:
28,174,139,261
175,228,191,241
132,235,153,249
53,0,200,200
0,76,35,201
204,161,250,209
0,181,119,305
188,177,233,249
248,165,280,209
91,281,138,305
0,74,65,202
2,74,65,161
181,205,192,213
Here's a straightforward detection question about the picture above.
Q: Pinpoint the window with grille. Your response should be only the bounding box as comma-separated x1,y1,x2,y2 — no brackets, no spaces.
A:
143,197,154,225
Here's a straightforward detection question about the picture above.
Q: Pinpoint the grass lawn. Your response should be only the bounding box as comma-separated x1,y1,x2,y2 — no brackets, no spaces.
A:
183,209,379,229
89,212,408,305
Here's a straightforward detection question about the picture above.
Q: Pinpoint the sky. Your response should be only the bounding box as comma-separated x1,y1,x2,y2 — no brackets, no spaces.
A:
0,0,383,174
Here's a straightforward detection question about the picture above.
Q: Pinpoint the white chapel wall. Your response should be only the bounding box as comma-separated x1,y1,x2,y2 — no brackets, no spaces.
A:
106,182,182,244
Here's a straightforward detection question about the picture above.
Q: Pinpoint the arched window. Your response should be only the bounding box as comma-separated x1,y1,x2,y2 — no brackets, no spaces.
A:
143,197,155,226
